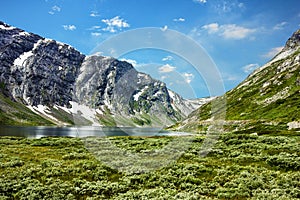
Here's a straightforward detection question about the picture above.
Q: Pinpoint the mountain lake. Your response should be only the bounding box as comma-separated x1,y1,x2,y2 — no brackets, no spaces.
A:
0,126,193,138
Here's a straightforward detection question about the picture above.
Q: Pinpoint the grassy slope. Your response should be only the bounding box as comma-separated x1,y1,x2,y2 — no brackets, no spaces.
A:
226,50,300,122
0,93,54,126
0,133,299,199
170,49,300,133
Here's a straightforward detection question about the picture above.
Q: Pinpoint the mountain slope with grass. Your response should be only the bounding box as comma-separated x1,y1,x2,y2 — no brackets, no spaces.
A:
0,92,54,126
172,29,300,133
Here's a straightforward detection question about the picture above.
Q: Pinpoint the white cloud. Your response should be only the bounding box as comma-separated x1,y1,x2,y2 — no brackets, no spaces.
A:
202,23,219,34
52,5,61,12
213,0,246,14
182,73,194,84
63,25,76,31
221,24,256,39
189,27,202,38
173,18,185,22
162,56,173,61
88,25,101,31
101,16,130,33
202,23,256,39
263,47,283,58
120,58,138,67
242,63,260,73
161,25,168,32
90,11,100,17
159,64,176,73
91,32,101,37
49,5,61,15
273,22,287,30
193,0,207,4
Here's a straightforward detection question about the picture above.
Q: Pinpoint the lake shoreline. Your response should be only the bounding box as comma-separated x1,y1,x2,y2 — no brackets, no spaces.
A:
0,125,196,138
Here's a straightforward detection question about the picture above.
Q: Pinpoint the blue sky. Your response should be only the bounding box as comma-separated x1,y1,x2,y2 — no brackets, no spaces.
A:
1,0,300,98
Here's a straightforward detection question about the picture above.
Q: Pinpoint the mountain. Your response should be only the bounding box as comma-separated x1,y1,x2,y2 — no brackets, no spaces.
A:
171,29,300,133
0,21,207,127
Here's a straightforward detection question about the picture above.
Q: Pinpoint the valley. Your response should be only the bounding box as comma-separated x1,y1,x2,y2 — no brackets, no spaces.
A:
0,20,299,200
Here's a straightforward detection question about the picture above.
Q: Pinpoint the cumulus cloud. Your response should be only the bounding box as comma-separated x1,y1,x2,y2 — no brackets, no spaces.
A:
202,23,256,39
202,23,219,34
162,56,173,61
193,0,207,4
63,25,76,31
242,63,260,73
159,64,176,73
173,18,185,22
49,5,61,15
182,73,195,84
263,47,283,58
221,24,256,39
273,22,287,30
101,16,130,33
90,11,100,17
52,5,61,12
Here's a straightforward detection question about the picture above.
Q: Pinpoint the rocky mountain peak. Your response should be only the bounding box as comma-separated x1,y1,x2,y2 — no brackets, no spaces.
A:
0,21,207,126
282,29,300,52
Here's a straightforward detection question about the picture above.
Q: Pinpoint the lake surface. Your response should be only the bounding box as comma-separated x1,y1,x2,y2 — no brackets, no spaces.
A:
0,126,192,138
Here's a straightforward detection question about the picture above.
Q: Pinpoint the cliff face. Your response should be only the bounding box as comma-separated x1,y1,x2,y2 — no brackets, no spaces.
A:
0,21,204,126
0,21,85,107
74,55,185,126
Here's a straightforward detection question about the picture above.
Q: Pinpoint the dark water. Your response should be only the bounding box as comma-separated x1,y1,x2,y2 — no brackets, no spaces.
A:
0,126,190,138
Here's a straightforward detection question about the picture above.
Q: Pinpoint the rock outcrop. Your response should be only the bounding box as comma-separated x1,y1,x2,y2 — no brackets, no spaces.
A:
0,21,206,126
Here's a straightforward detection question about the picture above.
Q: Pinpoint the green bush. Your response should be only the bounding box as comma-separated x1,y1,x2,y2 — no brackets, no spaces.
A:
0,133,299,199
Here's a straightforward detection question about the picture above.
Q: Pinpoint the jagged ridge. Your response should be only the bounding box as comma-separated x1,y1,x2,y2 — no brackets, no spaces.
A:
0,21,206,127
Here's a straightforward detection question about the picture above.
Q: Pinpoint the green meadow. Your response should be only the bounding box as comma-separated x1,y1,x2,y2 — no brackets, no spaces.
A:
0,131,299,199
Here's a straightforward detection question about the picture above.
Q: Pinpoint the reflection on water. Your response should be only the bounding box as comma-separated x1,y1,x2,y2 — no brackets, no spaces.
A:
0,126,189,138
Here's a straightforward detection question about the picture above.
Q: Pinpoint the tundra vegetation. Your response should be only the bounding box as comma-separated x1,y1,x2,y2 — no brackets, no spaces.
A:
0,131,299,199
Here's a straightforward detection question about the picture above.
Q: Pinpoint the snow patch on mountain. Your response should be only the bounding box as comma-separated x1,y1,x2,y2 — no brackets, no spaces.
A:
134,86,149,101
0,24,16,30
69,101,102,126
27,105,60,123
13,51,34,66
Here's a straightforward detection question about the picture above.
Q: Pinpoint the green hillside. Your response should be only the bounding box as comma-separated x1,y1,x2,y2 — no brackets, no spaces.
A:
171,30,300,133
0,93,53,126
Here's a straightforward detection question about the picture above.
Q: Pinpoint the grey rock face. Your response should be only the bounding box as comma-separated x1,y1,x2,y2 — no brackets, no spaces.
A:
0,21,201,126
282,30,300,51
0,22,41,95
0,21,85,107
76,56,184,125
